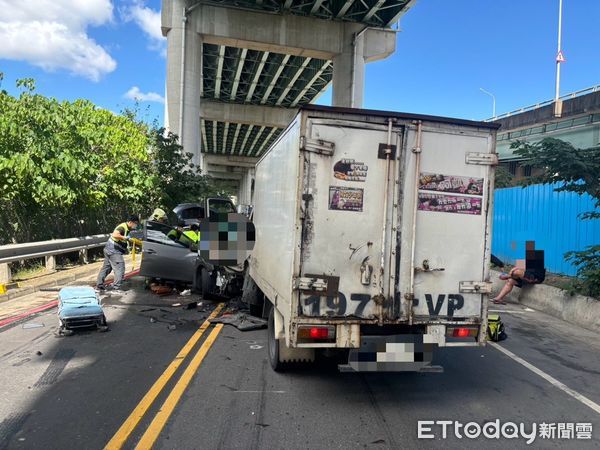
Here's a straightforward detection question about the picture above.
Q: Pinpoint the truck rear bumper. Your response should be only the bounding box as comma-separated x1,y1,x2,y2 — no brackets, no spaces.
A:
337,334,443,373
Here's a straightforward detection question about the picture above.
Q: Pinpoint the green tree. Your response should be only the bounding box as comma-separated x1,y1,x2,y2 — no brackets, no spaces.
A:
494,164,513,188
512,138,600,297
0,76,228,245
147,128,233,211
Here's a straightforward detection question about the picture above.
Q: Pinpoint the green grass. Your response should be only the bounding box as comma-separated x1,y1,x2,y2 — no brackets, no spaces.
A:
11,262,46,281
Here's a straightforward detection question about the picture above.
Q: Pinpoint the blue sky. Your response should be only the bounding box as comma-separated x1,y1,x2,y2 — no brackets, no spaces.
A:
1,0,598,123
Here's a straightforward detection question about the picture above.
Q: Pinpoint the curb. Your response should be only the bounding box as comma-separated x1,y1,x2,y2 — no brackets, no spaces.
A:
0,266,101,304
0,301,59,329
491,270,600,334
0,257,136,304
0,269,140,330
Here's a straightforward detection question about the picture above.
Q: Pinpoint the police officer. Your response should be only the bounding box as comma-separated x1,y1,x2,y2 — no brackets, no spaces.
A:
96,215,139,293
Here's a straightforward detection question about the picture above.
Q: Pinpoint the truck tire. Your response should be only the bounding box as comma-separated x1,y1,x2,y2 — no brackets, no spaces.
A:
268,307,283,371
268,307,315,371
242,274,265,318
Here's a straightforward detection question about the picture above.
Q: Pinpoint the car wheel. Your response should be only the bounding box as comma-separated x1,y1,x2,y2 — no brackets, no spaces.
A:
200,267,216,296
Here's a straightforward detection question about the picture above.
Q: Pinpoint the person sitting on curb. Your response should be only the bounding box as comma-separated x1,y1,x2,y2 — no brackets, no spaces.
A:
491,266,546,305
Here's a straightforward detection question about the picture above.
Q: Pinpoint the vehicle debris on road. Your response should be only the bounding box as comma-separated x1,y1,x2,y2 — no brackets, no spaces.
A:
210,312,267,331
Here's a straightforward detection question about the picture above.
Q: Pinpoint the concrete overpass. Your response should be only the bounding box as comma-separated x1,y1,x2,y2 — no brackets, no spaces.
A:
493,85,600,181
162,0,415,203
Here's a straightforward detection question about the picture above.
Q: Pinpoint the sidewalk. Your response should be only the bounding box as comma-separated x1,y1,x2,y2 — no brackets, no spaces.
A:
0,255,137,323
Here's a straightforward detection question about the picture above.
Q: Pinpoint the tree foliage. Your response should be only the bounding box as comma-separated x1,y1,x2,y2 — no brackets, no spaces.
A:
512,138,600,297
0,77,229,245
148,128,230,209
494,164,513,188
512,138,600,218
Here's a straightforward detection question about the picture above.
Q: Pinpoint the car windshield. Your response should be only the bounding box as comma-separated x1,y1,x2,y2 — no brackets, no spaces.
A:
179,206,204,219
208,199,235,214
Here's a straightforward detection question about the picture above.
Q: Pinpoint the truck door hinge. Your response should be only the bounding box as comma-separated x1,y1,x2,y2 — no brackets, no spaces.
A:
459,281,493,294
466,152,498,166
300,137,335,156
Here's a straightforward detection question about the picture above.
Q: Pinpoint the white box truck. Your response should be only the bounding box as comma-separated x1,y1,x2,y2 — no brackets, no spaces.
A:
244,105,500,372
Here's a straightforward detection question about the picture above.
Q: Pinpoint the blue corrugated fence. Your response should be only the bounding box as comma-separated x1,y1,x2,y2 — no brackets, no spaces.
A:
492,183,600,276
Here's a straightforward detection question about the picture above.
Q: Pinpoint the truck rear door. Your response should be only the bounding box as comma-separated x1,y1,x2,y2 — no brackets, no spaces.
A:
399,123,495,330
297,118,403,321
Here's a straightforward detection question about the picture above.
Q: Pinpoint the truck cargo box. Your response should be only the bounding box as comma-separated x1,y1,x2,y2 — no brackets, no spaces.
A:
247,105,500,371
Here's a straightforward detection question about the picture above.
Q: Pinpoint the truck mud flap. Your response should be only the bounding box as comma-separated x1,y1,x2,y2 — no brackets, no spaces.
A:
338,335,443,373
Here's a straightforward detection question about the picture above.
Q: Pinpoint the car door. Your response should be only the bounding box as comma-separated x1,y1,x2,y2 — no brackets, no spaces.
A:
140,221,197,283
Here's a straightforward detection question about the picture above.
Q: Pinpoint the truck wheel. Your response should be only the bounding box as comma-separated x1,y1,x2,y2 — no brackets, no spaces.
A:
242,274,265,318
268,308,283,371
268,308,315,371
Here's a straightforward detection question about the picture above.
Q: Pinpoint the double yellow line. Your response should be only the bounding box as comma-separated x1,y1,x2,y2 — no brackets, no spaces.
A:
105,303,225,450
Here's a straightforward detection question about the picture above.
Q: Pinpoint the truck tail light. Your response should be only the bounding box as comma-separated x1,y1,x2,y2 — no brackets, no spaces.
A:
447,327,478,338
298,325,335,340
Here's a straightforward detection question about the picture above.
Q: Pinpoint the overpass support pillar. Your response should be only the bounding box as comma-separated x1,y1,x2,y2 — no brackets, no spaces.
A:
238,168,254,206
333,28,396,108
164,0,203,167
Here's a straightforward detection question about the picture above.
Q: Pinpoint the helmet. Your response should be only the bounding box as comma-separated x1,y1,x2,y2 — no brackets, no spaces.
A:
151,208,167,221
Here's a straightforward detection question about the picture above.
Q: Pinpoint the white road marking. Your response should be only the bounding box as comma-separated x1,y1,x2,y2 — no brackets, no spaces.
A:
234,390,286,394
489,342,600,415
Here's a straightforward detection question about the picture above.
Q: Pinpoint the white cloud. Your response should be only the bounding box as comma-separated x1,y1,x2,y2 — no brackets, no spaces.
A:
124,86,165,103
0,0,116,81
124,1,165,56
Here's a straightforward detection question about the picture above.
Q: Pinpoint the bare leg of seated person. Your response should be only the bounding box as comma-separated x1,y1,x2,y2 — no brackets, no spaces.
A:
491,268,524,304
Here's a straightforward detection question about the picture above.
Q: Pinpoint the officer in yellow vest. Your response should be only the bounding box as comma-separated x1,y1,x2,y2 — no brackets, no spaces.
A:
167,221,185,242
179,224,200,247
96,215,139,293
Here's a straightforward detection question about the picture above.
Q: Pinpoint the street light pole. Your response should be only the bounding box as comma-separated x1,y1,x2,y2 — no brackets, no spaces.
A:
554,0,564,117
555,0,563,102
479,87,496,118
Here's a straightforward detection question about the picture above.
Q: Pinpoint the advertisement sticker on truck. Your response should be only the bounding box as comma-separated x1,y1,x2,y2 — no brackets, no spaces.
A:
418,193,482,215
419,173,483,196
333,159,368,182
329,186,364,212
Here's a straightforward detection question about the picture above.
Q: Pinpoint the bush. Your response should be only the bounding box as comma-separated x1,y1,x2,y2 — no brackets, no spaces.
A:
565,246,600,298
0,76,230,245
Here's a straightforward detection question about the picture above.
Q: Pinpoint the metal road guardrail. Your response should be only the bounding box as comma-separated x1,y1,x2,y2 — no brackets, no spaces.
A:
486,84,600,122
0,235,111,289
0,235,109,265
